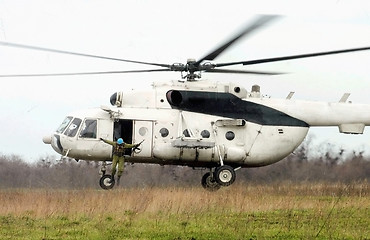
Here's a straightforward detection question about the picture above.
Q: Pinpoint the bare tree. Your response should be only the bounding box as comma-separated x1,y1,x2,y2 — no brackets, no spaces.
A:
0,140,369,189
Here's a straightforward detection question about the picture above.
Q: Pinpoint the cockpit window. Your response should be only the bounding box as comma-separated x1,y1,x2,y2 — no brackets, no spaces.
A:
56,116,73,133
64,118,82,137
79,119,97,139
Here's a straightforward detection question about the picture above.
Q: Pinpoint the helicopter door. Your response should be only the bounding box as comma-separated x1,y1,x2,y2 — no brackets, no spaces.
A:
74,118,113,160
113,119,133,156
133,120,153,158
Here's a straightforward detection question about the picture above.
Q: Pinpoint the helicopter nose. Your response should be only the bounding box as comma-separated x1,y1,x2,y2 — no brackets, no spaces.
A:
42,135,52,144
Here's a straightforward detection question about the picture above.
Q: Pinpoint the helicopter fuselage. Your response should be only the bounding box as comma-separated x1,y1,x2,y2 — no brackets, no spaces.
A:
44,80,370,170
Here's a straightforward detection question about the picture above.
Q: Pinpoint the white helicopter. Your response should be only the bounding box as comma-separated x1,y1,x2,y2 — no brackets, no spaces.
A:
1,15,370,190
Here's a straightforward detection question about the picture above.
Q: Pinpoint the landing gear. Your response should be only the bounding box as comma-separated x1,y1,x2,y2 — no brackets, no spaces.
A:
201,172,221,191
99,174,115,190
214,165,236,186
99,161,115,190
201,165,237,191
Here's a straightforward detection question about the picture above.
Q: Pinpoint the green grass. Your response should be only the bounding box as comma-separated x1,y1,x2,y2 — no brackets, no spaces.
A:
0,208,368,239
0,183,368,239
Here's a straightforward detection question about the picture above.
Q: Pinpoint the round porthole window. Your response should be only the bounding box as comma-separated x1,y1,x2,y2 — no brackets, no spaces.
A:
183,129,190,137
225,131,235,141
201,130,210,138
160,128,169,138
139,127,148,136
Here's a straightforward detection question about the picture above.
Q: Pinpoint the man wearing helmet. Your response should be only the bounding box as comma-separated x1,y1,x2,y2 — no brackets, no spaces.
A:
100,137,141,185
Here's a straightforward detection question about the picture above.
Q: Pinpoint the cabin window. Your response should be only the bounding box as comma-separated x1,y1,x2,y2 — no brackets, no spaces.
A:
201,130,210,138
225,131,235,141
183,129,191,137
79,119,97,139
56,116,73,133
139,127,148,136
160,128,169,138
64,118,82,137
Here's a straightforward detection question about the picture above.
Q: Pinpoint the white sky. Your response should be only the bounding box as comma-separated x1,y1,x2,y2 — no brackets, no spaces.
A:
1,0,370,162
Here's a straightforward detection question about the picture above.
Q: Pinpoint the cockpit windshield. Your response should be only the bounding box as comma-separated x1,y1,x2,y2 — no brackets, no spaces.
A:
56,116,73,133
64,118,82,137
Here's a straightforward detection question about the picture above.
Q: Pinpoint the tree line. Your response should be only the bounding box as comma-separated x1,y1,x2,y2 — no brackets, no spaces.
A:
0,142,369,189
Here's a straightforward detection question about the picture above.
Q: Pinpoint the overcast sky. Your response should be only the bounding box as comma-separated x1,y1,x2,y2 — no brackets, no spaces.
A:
1,0,370,162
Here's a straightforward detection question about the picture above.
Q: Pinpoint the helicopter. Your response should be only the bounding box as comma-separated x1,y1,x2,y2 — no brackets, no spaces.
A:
1,15,370,190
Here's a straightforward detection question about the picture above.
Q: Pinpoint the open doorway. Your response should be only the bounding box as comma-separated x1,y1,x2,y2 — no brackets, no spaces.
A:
113,119,133,155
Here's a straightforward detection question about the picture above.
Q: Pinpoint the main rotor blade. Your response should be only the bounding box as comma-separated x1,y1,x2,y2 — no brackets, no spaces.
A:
216,46,370,67
0,69,171,78
196,15,279,65
205,68,283,75
0,41,171,68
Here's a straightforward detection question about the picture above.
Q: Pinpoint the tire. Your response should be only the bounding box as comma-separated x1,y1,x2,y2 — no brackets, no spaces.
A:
201,172,221,191
214,165,236,186
99,175,115,190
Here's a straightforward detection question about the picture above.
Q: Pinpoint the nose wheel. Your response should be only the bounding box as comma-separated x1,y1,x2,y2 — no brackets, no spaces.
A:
99,161,115,190
99,175,115,190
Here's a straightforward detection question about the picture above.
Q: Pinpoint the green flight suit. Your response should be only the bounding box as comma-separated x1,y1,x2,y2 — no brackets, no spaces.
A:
100,138,138,178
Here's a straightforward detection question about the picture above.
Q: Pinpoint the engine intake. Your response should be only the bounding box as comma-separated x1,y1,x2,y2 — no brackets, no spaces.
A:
166,90,183,106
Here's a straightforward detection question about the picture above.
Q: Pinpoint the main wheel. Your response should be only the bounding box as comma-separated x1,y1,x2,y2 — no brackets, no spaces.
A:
99,175,115,190
214,165,236,186
201,172,221,191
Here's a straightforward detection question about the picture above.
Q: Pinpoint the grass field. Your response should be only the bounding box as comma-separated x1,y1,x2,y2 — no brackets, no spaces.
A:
0,182,368,239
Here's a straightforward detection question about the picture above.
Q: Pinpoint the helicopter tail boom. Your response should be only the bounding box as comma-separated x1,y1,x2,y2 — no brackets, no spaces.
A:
262,99,370,134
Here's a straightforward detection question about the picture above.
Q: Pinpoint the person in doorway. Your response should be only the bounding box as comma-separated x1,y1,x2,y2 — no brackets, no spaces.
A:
100,137,141,185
